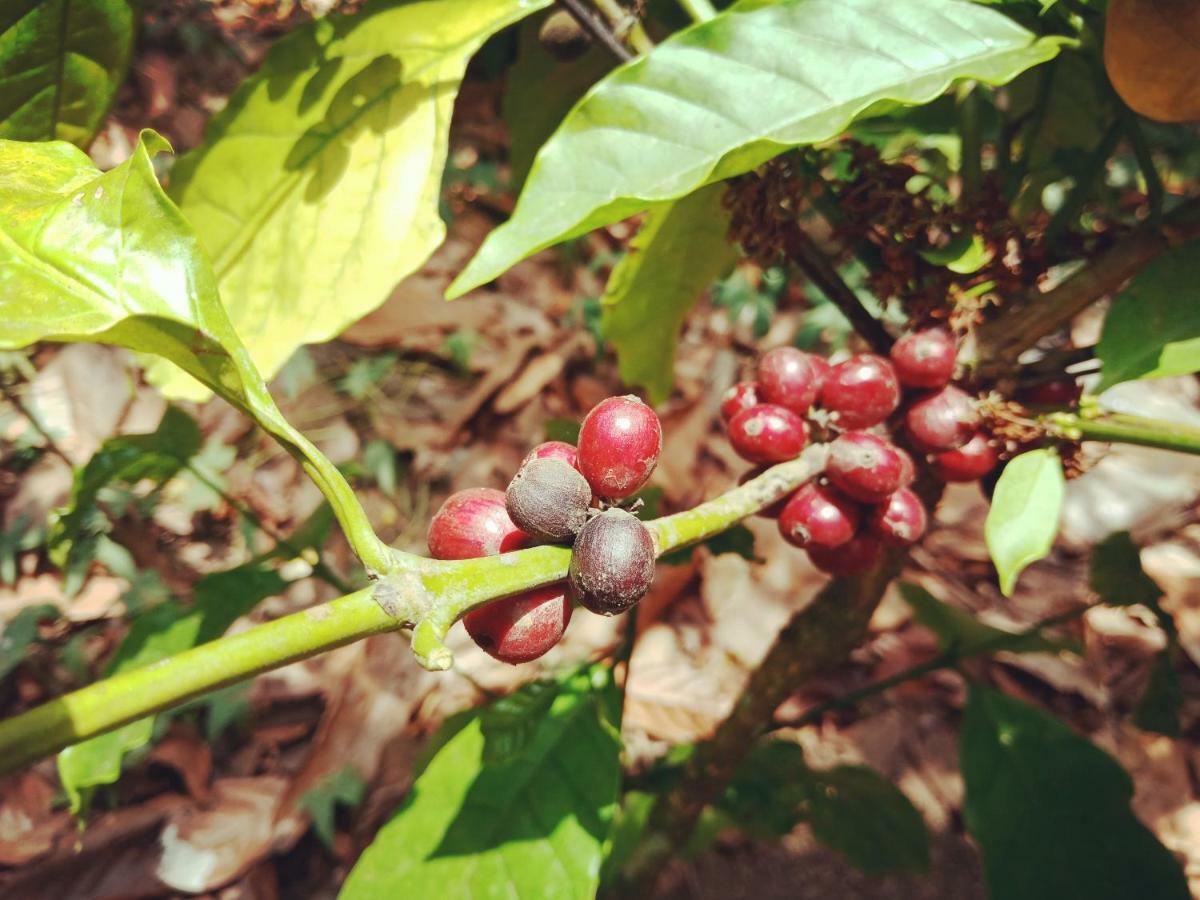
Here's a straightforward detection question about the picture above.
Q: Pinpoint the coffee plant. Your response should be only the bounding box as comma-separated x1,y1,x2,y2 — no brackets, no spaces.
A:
1,0,1199,896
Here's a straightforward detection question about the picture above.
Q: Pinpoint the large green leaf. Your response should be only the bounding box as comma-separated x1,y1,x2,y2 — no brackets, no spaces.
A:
600,184,737,403
0,1,135,147
984,448,1064,596
1096,239,1200,390
160,0,550,396
447,0,1065,297
341,666,622,899
961,683,1189,900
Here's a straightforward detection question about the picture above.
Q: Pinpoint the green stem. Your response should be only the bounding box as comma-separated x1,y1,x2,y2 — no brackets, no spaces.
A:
1045,410,1200,456
0,450,830,774
957,82,983,205
591,0,654,54
1119,105,1165,228
676,0,717,23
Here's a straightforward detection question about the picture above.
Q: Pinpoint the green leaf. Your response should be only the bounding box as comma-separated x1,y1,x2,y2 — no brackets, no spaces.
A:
477,678,559,764
57,563,288,814
1097,239,1200,389
984,448,1064,596
1133,649,1182,738
961,683,1189,900
1089,531,1163,608
600,184,737,404
160,0,551,396
49,406,202,570
340,665,622,900
0,1,135,147
0,603,58,682
447,0,1065,297
899,583,1070,656
917,232,991,274
300,765,368,850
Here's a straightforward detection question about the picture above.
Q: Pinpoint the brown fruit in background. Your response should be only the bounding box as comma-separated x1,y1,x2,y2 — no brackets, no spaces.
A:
1105,0,1200,123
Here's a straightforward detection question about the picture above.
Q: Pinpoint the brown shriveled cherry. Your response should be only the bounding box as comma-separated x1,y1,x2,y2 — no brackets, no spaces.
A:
521,440,578,469
506,458,592,543
807,533,882,576
778,482,861,549
869,488,928,546
758,347,821,414
720,381,761,423
428,488,530,560
577,395,663,500
570,508,656,616
904,385,978,451
818,354,901,429
825,432,906,503
1017,378,1082,407
463,584,573,665
930,432,998,482
738,468,791,519
727,403,809,464
890,327,957,389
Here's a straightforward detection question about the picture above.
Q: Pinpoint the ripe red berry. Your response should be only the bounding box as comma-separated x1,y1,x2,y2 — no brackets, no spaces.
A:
570,508,657,615
506,458,592,543
738,468,791,519
869,488,928,546
463,585,573,665
1017,378,1082,407
727,404,809,464
758,347,821,414
825,432,906,503
577,395,663,500
720,381,761,423
890,327,957,389
904,385,978,451
895,446,917,487
930,432,998,482
807,533,882,576
521,440,579,469
428,488,530,560
778,482,861,548
818,354,901,429
809,355,831,392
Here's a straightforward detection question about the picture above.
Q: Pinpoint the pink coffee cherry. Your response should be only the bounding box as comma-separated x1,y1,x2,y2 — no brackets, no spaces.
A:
890,327,957,389
818,354,901,429
825,432,906,503
727,403,809,464
869,488,928,546
931,432,999,482
427,488,530,560
807,533,882,576
720,381,761,423
904,385,978,451
521,440,579,469
463,585,573,665
577,395,663,500
758,347,822,414
778,482,862,549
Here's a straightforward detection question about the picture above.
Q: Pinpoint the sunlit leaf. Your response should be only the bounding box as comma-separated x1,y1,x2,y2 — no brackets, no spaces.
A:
985,448,1064,596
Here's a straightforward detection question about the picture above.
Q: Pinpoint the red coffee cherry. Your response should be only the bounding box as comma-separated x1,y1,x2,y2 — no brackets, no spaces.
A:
778,482,861,549
758,347,821,414
889,327,957,389
869,488,928,546
809,355,831,393
818,354,901,429
727,404,809,464
1017,378,1082,407
807,533,882,576
825,432,906,503
463,585,573,665
720,381,761,423
738,468,791,519
428,488,530,560
570,508,657,616
904,385,978,451
506,458,592,543
895,446,917,487
577,395,663,500
521,440,579,469
930,432,998,482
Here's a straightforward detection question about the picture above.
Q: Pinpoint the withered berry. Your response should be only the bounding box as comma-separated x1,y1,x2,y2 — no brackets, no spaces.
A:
570,508,656,616
577,395,662,500
506,458,592,543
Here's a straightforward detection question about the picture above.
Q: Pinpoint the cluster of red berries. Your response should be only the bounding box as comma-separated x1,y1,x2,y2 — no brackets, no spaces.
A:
426,396,662,665
723,327,998,575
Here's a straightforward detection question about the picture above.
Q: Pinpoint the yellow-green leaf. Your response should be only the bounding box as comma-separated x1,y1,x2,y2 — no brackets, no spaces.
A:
984,449,1064,596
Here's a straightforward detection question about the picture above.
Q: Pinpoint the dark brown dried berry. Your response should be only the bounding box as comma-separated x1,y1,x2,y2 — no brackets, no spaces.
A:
570,508,656,616
506,458,592,543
